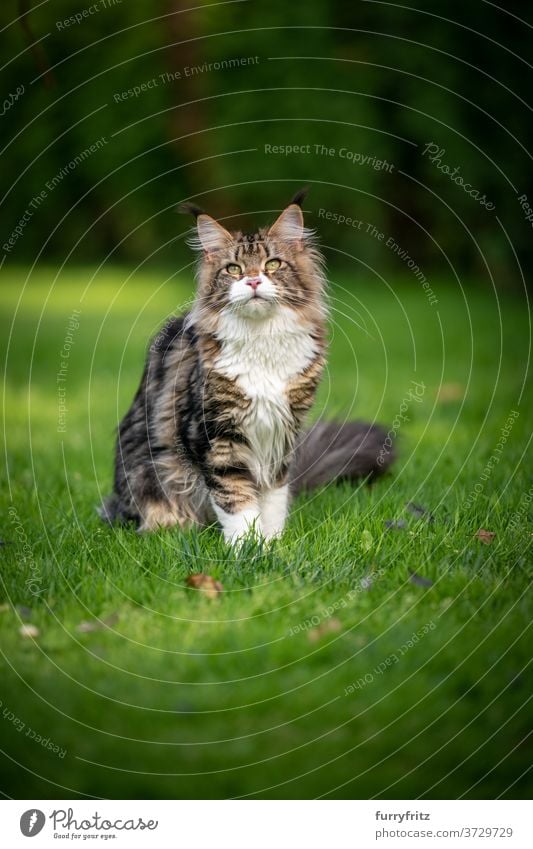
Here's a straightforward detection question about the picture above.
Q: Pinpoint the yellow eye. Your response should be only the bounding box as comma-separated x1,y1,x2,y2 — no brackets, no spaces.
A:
265,258,281,272
226,263,242,276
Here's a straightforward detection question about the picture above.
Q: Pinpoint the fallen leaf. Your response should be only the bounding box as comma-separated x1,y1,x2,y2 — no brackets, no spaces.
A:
186,574,223,599
76,613,119,633
476,529,496,545
436,383,464,402
19,624,39,638
408,570,434,588
406,501,435,523
308,617,342,642
385,519,408,530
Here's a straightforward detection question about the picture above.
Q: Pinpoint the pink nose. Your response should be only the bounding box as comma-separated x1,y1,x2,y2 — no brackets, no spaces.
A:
246,277,261,290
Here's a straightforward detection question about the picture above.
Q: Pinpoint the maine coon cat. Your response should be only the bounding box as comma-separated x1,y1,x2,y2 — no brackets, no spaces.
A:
100,192,393,544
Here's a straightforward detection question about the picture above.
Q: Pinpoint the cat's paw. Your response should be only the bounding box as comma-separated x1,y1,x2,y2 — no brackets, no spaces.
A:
214,504,263,546
225,524,265,549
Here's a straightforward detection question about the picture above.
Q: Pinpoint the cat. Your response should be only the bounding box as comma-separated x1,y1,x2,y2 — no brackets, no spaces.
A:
99,191,394,544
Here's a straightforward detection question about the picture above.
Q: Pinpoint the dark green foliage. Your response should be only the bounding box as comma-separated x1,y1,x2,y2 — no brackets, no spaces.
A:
1,1,531,282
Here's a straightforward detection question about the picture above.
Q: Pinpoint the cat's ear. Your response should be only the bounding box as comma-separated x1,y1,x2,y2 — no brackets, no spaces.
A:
268,203,305,247
195,214,233,255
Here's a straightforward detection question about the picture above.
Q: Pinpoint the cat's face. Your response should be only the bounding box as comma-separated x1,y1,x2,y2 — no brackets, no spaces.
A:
191,203,325,325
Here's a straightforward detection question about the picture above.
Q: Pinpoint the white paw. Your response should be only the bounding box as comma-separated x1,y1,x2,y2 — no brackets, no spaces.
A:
211,501,263,546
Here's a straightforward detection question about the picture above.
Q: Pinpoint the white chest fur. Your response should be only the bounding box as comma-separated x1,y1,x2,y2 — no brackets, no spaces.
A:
214,308,317,486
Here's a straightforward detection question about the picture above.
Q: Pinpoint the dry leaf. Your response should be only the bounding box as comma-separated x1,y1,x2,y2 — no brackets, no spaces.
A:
19,624,39,638
308,617,342,642
186,574,223,599
476,529,496,545
436,383,464,402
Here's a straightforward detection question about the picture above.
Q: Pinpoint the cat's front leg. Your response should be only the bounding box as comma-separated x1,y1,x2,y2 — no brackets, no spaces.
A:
211,499,262,545
203,442,262,544
260,483,290,540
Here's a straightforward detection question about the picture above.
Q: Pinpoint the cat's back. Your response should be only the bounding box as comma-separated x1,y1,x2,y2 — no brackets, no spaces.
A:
143,313,200,388
143,313,199,440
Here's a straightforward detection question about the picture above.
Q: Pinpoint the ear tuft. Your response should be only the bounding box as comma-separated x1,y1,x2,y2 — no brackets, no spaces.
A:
178,201,205,218
289,186,309,208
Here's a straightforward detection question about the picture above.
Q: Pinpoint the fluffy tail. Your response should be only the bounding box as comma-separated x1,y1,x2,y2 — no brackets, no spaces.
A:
289,419,394,494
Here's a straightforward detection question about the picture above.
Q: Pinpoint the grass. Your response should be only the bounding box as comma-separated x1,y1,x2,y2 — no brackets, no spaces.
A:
1,266,531,800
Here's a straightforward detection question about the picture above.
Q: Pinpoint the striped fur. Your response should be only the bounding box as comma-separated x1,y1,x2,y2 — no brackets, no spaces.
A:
100,198,394,543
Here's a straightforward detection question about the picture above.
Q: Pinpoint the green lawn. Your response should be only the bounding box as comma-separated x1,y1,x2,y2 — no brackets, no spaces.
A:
1,267,531,800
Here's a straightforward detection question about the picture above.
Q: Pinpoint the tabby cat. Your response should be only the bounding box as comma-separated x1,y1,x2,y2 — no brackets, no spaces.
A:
100,192,393,544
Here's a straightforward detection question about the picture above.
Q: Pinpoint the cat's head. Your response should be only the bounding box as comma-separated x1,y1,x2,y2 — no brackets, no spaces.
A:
184,192,326,329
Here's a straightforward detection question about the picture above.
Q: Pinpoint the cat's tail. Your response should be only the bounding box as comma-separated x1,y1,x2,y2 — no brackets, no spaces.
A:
289,419,394,494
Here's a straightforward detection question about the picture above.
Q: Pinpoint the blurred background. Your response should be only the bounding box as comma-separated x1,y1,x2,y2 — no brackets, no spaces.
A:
1,0,531,286
1,2,532,802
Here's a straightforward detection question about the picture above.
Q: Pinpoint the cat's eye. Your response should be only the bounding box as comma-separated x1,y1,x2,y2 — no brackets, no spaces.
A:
265,258,281,272
226,263,242,276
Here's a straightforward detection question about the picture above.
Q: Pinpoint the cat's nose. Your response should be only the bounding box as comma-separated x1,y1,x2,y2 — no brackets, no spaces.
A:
246,277,261,290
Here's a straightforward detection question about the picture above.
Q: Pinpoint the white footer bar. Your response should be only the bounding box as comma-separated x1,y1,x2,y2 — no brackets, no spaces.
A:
1,799,530,848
